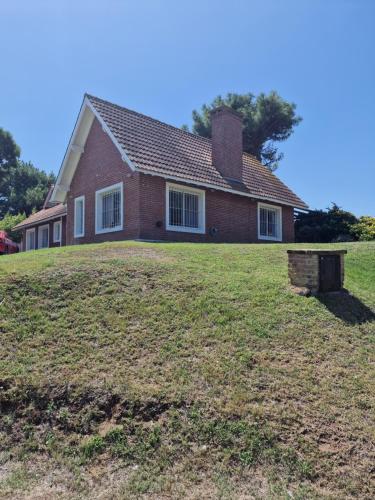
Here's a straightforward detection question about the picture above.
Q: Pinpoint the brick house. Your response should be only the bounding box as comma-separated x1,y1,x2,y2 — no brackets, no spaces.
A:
13,186,67,251
14,94,307,249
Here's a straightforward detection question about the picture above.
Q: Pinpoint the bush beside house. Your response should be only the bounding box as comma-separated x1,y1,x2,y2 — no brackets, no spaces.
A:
295,203,375,243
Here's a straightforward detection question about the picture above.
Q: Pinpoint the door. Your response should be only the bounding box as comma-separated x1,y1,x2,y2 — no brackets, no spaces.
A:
319,255,341,292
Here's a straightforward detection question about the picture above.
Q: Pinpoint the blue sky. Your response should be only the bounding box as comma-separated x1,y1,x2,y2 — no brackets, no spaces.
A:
1,0,374,215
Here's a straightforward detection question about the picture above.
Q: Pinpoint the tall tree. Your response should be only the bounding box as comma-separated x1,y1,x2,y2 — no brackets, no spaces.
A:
6,161,55,217
0,127,55,218
0,128,20,168
0,128,20,210
186,92,302,171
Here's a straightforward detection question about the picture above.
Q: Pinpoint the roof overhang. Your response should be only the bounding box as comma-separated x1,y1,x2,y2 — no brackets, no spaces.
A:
136,168,308,210
51,94,308,211
13,211,67,231
50,96,136,203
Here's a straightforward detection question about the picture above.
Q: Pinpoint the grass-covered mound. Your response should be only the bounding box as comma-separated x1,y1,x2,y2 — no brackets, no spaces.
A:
0,241,374,499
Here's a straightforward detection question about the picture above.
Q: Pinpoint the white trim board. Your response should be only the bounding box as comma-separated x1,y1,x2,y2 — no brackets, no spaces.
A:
74,195,85,238
166,182,205,234
85,99,136,172
257,202,282,242
51,96,136,204
95,182,124,234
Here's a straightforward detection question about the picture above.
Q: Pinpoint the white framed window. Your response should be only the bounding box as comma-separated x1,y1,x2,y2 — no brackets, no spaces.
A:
38,224,49,249
74,196,85,238
166,182,205,234
257,202,282,241
95,182,123,234
53,221,62,243
25,228,35,251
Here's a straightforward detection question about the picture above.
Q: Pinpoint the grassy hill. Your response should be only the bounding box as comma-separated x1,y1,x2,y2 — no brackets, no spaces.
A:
0,241,374,499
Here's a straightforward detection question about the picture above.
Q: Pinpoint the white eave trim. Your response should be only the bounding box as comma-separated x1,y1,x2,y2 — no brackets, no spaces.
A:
137,168,307,210
51,96,136,204
51,96,307,211
85,97,136,172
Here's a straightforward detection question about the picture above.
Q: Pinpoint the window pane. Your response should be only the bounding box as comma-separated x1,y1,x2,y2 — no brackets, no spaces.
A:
54,223,61,242
260,208,267,236
184,193,199,228
39,227,49,248
101,189,121,229
79,202,83,234
259,206,279,238
75,199,83,236
27,231,35,250
267,210,276,237
169,190,183,226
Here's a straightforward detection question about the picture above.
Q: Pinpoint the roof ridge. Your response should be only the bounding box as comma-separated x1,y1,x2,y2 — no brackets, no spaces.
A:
82,94,307,209
86,94,266,165
85,94,213,145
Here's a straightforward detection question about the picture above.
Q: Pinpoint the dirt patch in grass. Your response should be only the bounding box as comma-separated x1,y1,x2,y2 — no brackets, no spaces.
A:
81,245,169,262
0,380,318,499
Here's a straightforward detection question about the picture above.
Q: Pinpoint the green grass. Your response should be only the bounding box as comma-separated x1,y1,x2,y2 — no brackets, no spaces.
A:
0,241,374,499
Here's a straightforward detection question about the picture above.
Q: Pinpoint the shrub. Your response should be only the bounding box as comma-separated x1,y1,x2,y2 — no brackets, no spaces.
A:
351,216,375,241
295,203,358,243
80,436,105,460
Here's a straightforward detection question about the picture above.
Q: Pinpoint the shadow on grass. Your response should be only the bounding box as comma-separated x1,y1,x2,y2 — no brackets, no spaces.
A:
316,290,375,325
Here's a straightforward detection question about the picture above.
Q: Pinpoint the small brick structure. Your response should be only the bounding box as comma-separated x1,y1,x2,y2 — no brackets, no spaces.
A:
287,249,347,294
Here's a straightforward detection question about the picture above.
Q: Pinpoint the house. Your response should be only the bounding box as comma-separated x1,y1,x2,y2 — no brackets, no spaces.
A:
13,186,67,251
14,94,307,250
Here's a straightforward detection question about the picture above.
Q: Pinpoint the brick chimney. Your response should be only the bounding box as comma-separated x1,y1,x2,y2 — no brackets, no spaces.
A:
211,105,243,181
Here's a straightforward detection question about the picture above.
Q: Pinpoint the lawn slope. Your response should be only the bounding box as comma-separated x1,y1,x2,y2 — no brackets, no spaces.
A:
0,241,374,499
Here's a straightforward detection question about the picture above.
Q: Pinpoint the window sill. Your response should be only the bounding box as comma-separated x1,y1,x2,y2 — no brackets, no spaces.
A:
258,234,282,242
166,225,205,234
95,225,123,235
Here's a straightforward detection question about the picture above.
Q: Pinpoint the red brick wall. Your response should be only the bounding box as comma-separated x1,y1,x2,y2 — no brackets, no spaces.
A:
211,106,243,181
282,206,295,243
138,175,295,243
66,118,140,245
21,215,66,251
66,117,294,244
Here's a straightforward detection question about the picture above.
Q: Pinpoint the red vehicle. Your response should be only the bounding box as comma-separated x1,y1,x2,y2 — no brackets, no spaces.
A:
0,231,19,255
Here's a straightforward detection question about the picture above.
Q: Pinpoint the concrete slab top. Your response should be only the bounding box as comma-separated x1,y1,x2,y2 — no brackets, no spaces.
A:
287,249,348,255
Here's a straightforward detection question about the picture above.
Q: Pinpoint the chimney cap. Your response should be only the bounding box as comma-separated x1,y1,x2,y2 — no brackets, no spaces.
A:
210,105,243,121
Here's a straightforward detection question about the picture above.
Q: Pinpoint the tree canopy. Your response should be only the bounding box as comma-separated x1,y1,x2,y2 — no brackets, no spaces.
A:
0,127,55,219
185,91,302,171
295,203,360,243
0,212,26,242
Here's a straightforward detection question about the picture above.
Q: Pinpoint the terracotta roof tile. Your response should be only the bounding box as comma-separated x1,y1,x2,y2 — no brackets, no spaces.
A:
13,204,66,230
87,95,308,209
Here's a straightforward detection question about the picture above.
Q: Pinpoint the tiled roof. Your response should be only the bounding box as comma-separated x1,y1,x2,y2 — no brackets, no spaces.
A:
13,204,66,230
87,95,308,209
